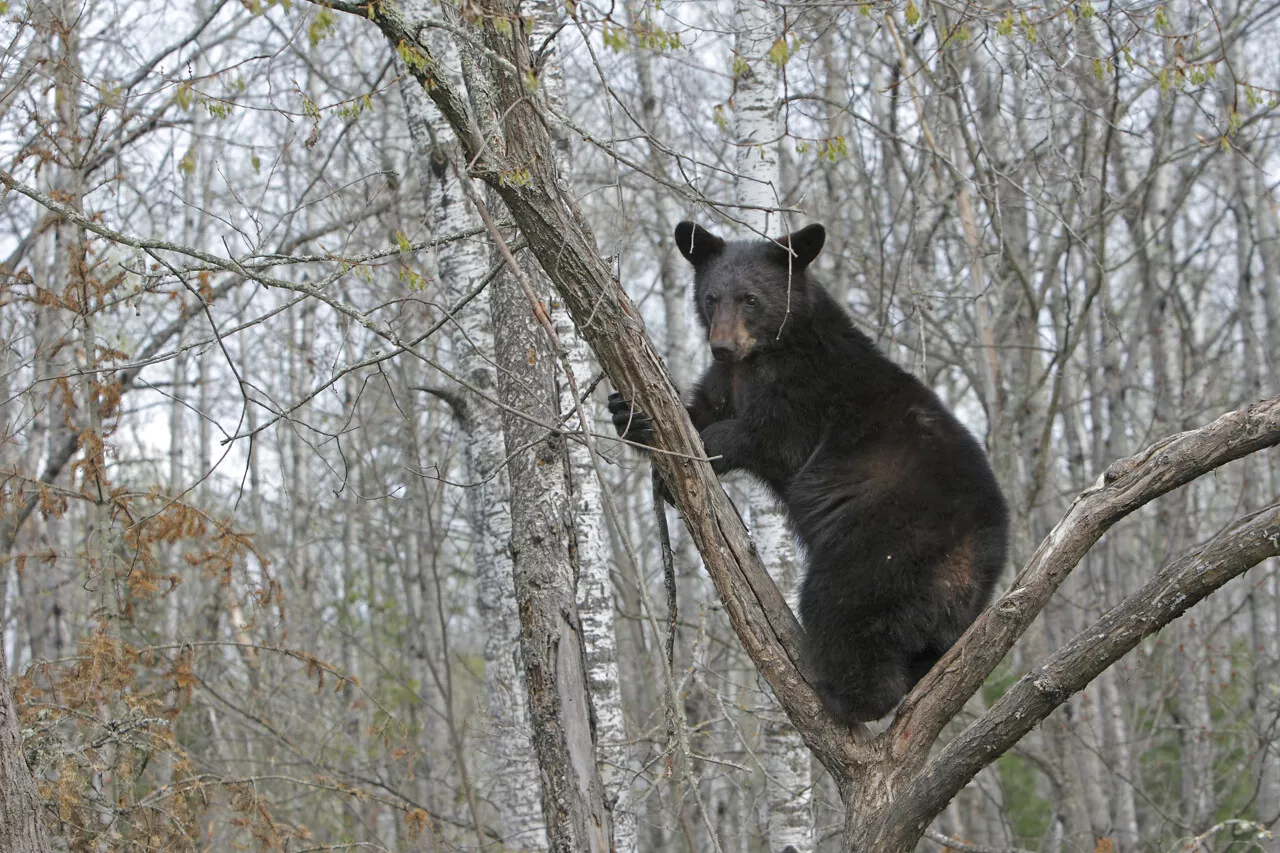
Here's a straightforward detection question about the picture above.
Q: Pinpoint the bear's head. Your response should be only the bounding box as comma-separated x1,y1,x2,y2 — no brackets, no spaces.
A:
673,221,825,362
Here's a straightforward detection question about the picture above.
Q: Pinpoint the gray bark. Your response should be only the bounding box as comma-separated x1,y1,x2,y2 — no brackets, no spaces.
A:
487,245,613,852
396,18,547,845
0,629,52,853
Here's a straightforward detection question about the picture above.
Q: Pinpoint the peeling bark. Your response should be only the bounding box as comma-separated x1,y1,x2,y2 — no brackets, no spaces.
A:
397,14,546,844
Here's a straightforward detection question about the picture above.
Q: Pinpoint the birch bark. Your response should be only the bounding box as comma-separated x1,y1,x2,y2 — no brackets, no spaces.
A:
396,9,546,845
732,3,812,850
445,6,615,848
528,2,639,848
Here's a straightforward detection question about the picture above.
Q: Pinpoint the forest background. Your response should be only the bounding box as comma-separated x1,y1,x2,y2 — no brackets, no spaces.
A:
1,0,1279,851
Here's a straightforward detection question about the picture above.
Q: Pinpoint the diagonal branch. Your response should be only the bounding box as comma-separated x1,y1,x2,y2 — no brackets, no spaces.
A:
326,0,871,779
881,501,1280,848
891,396,1280,757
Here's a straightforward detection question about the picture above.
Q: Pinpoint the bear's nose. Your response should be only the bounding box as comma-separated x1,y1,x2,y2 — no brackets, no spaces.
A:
710,341,735,361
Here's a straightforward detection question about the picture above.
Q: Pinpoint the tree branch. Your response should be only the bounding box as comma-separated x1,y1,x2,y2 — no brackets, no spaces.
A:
333,0,871,780
883,501,1280,847
413,385,469,423
891,396,1280,757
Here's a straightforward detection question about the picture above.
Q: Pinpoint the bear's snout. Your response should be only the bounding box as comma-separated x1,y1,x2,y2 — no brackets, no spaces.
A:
710,341,737,361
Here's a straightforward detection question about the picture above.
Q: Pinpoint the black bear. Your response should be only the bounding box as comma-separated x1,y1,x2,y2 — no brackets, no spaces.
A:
609,221,1008,724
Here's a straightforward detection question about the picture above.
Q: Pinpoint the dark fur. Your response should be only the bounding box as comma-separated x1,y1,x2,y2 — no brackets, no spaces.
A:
609,222,1008,724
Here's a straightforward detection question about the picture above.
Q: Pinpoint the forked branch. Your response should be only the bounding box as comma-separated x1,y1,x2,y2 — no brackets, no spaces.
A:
891,396,1280,757
879,501,1280,848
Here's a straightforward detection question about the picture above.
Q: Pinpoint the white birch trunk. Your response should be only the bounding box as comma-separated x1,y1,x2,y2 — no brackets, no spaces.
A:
732,0,785,237
424,2,615,846
732,3,812,850
488,245,613,852
529,2,638,846
555,308,638,853
397,16,546,846
625,0,691,388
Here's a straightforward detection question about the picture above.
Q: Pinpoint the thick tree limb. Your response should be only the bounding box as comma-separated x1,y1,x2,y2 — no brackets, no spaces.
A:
340,0,869,779
877,501,1280,849
891,396,1280,756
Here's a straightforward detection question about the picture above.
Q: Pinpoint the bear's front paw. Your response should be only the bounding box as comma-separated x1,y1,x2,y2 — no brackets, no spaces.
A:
608,391,655,445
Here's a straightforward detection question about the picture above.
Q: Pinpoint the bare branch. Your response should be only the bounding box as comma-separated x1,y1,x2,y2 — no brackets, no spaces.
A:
344,0,872,781
885,501,1280,846
893,396,1280,755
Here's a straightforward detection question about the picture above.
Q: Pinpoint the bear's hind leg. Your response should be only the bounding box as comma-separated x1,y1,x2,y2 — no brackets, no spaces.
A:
906,648,943,689
809,638,912,725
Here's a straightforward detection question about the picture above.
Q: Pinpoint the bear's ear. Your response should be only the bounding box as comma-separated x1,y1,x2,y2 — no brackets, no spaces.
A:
772,223,826,269
674,221,725,267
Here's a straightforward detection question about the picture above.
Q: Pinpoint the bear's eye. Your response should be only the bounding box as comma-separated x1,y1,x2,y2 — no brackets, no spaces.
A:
704,294,718,307
744,294,758,307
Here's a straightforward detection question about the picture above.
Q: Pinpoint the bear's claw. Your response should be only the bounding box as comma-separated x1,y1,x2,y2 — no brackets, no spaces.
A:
607,391,655,444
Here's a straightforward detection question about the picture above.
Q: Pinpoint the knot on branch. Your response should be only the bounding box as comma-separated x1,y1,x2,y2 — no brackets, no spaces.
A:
1101,455,1140,484
994,587,1028,616
1030,668,1067,702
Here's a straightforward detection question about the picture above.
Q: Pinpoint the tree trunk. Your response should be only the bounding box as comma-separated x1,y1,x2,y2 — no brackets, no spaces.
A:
529,2,638,846
0,629,52,853
396,19,547,845
486,243,613,852
731,3,813,849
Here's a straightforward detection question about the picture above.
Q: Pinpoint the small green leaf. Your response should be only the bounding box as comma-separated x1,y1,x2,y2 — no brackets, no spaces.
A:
400,267,427,291
767,37,790,67
818,136,849,162
904,0,919,27
201,98,232,119
309,8,336,46
712,103,729,133
601,24,627,52
635,16,682,51
1019,11,1036,43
